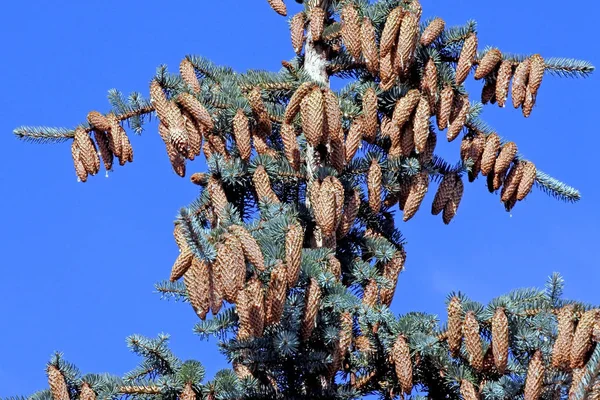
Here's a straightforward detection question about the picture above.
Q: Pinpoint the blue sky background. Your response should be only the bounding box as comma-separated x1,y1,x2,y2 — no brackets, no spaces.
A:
1,0,598,395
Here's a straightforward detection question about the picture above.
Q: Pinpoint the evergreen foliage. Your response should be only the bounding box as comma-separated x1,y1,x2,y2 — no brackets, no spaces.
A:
10,0,597,399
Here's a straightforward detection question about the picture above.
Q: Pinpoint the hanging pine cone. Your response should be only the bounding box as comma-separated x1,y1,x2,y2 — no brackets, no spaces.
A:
247,87,271,135
170,247,193,282
392,335,413,395
184,258,210,319
71,141,88,182
569,368,586,400
432,174,456,215
481,133,501,176
207,176,228,218
494,142,518,175
340,312,353,356
420,17,445,46
326,176,345,229
266,261,287,325
468,132,486,181
267,0,287,16
301,87,325,146
552,304,575,370
345,118,362,163
47,364,70,400
380,7,403,57
341,4,362,60
474,49,502,80
233,109,251,161
379,52,396,90
522,89,535,118
464,311,484,371
87,111,111,132
285,223,303,288
481,78,496,104
215,234,245,303
330,136,346,173
316,178,339,237
571,309,599,369
367,160,382,213
208,261,223,315
280,123,300,170
500,161,524,202
524,351,545,400
178,93,214,131
92,129,113,172
413,94,431,153
393,89,421,129
528,54,545,98
436,85,454,130
74,127,100,175
447,296,463,355
252,131,275,157
380,250,406,306
362,279,379,307
398,123,414,157
229,225,265,272
419,127,437,165
247,278,266,337
517,161,537,201
80,382,96,400
362,88,379,142
495,60,513,108
159,122,186,177
301,278,322,340
403,171,429,221
290,12,306,54
361,17,379,75
442,175,463,224
324,88,342,141
182,110,201,160
447,95,470,142
422,59,439,112
253,165,279,204
456,33,478,85
309,6,325,42
460,380,479,400
397,12,419,74
180,58,201,94
492,307,509,374
150,79,171,125
338,189,361,238
512,59,531,109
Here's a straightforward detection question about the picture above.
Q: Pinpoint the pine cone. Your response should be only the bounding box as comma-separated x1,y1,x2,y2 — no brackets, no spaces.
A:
447,296,463,355
170,248,193,282
380,7,403,58
418,127,437,165
279,123,300,170
184,258,211,319
494,142,517,175
266,261,287,325
362,88,379,143
460,380,479,400
150,79,171,126
290,12,306,54
474,49,502,80
464,311,484,371
301,278,322,340
267,0,287,16
87,111,111,132
229,225,265,272
80,382,96,400
571,309,599,369
524,351,545,400
442,175,463,224
208,261,223,315
362,279,379,307
392,335,413,395
338,189,361,238
422,59,439,112
341,4,362,60
500,161,524,202
569,368,586,400
403,171,429,222
345,118,362,163
393,89,421,129
253,165,279,204
327,176,345,227
246,278,266,337
522,88,535,118
420,17,445,46
285,223,303,288
207,176,228,218
324,88,342,142
397,12,419,74
368,160,382,213
182,111,201,160
481,78,496,104
432,174,456,215
159,122,186,177
247,87,272,136
301,87,325,146
178,92,214,131
379,52,396,90
456,33,478,84
252,131,274,157
47,364,70,400
330,136,346,173
92,129,113,172
552,305,575,370
339,312,353,356
447,95,469,142
517,161,537,201
361,17,379,75
316,178,339,236
528,54,545,97
468,132,486,181
492,307,509,374
512,59,531,109
413,94,431,153
310,6,325,42
215,234,245,303
180,59,201,94
231,109,251,161
380,250,406,306
436,85,454,130
481,133,501,176
495,60,513,108
71,141,88,182
74,127,100,175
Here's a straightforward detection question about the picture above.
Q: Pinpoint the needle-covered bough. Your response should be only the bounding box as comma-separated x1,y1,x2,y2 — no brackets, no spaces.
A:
12,1,598,399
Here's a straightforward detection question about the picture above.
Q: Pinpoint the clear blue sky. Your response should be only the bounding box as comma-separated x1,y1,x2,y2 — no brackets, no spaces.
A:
1,0,598,396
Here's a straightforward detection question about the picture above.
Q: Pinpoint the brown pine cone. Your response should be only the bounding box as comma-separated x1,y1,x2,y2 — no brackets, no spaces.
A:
341,4,362,60
301,278,322,340
512,59,531,109
552,304,575,370
182,111,201,160
74,127,100,175
184,258,211,319
309,6,325,42
400,122,415,157
422,59,439,112
215,234,245,303
481,133,501,176
460,135,472,161
339,312,353,356
447,296,463,355
285,82,313,124
460,380,479,400
47,364,70,400
87,111,111,132
345,118,362,163
380,7,403,57
80,382,96,400
524,351,545,400
413,94,431,153
456,33,478,85
208,261,223,315
325,176,345,229
432,174,456,216
468,132,486,181
492,307,509,374
280,123,300,170
330,136,346,173
327,254,342,279
150,79,171,126
474,49,502,80
569,368,586,400
285,223,303,288
397,12,419,74
528,54,545,97
494,142,518,175
301,87,325,146
267,0,287,16
403,171,429,222
71,141,88,182
517,161,537,201
361,17,379,75
207,176,228,218
247,278,266,337
367,159,382,213
266,261,287,325
229,225,265,272
393,89,421,129
379,52,396,90
324,88,342,142
380,250,406,306
362,279,378,307
442,175,463,224
362,88,379,142
500,161,524,202
247,87,271,136
522,88,535,118
420,17,445,46
447,95,470,142
159,122,186,177
170,248,193,282
392,335,413,395
419,127,437,165
180,58,201,94
481,78,496,105
290,12,306,54
464,311,484,371
162,102,188,158
233,109,252,161
338,189,360,238
436,85,454,130
178,93,214,131
253,165,279,204
92,129,113,172
571,309,599,369
491,170,505,192
316,178,339,236
495,60,513,108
